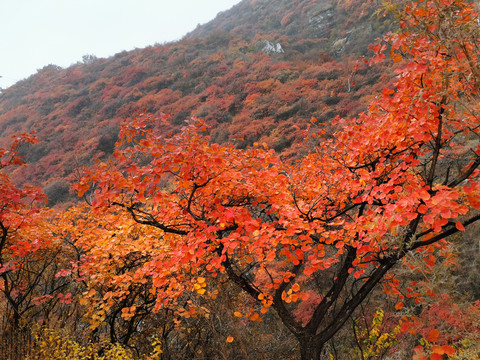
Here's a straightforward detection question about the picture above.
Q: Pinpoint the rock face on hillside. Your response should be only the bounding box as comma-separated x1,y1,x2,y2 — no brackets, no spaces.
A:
261,40,285,54
0,0,394,202
186,0,391,56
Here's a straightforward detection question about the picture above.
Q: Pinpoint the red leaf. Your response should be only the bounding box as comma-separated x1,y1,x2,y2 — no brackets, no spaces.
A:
382,88,395,96
418,204,428,214
335,241,345,249
455,221,465,231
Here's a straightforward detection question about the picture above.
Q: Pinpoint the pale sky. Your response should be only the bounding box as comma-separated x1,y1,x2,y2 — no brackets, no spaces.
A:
0,0,242,89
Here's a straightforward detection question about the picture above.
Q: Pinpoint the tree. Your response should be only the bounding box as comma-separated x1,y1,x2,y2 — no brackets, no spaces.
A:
0,133,85,360
75,0,480,358
0,133,48,329
0,134,76,360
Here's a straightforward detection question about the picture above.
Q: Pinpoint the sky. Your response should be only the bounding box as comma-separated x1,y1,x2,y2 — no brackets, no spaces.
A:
0,0,242,89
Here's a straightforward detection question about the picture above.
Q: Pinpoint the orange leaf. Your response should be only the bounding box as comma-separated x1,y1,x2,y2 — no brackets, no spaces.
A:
440,345,455,356
392,53,403,63
413,346,428,360
427,329,439,343
250,312,260,321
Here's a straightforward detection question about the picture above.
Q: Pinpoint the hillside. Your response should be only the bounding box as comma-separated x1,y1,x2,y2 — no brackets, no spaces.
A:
186,0,392,55
0,0,393,204
1,0,480,359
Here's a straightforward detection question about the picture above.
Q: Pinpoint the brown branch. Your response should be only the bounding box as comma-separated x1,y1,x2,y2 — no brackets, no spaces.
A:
113,202,188,235
426,98,445,187
447,151,480,188
304,245,357,335
410,213,480,250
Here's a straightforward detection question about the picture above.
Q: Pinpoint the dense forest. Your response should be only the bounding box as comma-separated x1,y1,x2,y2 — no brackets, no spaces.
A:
1,0,480,359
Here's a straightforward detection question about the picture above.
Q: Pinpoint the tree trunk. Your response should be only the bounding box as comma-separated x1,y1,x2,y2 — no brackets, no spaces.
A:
299,338,323,360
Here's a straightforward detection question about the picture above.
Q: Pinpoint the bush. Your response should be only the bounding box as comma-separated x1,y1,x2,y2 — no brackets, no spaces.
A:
27,326,163,360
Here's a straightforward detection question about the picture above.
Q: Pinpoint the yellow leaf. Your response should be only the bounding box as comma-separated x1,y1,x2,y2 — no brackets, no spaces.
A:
197,288,206,295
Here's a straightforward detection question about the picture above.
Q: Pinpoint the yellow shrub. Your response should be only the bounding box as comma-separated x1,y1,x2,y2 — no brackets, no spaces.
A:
26,326,162,360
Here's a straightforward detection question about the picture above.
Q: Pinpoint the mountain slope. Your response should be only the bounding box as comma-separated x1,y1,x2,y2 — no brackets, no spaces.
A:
0,0,394,204
187,0,392,56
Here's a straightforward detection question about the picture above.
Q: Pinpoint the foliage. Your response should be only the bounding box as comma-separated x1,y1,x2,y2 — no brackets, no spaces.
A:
0,0,390,189
1,0,480,359
0,134,85,360
0,133,49,329
350,309,400,360
69,2,480,359
26,326,163,360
